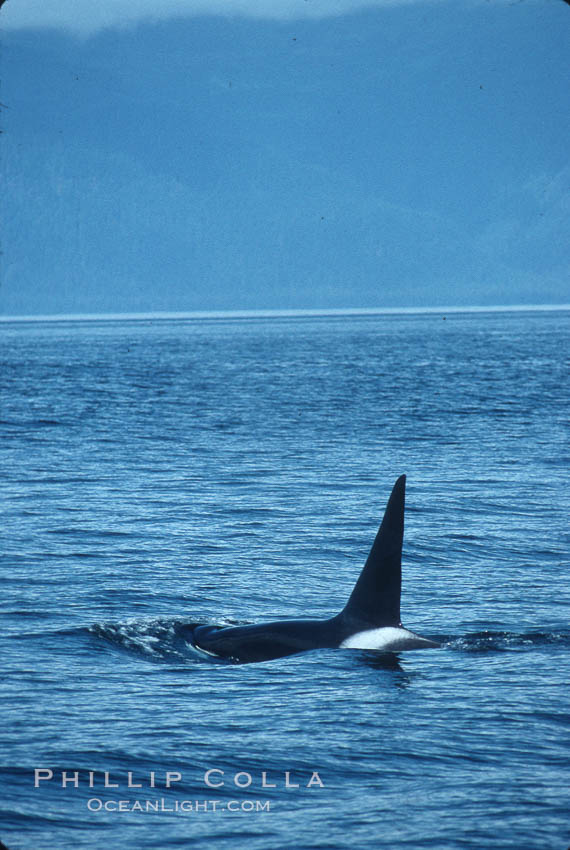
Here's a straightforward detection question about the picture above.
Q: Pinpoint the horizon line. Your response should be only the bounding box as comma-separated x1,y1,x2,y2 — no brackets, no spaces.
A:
1,304,569,324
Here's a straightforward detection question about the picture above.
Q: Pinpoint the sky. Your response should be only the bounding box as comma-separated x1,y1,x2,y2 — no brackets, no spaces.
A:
1,0,569,315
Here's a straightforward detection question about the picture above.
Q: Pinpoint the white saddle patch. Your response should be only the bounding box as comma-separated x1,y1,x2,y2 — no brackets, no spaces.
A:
340,626,438,652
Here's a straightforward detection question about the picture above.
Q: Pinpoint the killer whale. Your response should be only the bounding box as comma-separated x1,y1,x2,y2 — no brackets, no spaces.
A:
188,475,440,663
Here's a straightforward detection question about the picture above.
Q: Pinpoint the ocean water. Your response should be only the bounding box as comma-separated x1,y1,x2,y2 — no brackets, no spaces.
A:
0,309,568,850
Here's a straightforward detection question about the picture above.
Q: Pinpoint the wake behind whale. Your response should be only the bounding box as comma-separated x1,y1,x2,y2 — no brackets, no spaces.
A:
183,475,441,664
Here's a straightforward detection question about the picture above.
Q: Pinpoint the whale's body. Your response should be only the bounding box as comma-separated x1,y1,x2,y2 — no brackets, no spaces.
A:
189,475,440,663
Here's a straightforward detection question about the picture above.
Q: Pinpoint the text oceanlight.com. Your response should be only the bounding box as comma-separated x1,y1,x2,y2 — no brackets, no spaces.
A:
33,769,325,813
87,798,271,813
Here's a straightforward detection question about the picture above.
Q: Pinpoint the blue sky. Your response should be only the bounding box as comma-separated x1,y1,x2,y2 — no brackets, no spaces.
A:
1,0,569,315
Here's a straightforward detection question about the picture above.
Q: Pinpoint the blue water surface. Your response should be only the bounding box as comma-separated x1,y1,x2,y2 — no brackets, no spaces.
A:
1,310,568,849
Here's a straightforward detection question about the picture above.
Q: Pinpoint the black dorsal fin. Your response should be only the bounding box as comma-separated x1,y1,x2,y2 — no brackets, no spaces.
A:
341,475,405,628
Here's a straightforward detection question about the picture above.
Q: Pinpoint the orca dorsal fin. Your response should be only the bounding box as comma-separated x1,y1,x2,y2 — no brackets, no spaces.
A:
341,475,405,628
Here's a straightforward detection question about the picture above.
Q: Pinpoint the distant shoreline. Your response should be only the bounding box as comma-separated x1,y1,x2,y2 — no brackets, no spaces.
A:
1,304,569,324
